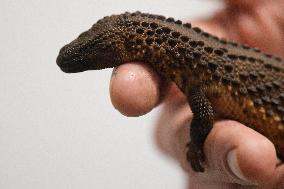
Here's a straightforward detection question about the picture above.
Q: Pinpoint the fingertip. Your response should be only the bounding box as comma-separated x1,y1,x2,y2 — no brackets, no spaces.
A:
109,63,160,117
206,121,277,185
234,131,276,184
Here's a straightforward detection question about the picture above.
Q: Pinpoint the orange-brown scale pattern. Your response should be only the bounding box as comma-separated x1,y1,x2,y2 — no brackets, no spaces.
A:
57,11,284,172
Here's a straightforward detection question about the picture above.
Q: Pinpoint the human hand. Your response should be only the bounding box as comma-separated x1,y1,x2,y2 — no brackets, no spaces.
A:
109,1,284,188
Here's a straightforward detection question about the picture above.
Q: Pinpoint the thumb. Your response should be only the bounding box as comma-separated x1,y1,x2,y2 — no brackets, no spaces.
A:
204,120,277,185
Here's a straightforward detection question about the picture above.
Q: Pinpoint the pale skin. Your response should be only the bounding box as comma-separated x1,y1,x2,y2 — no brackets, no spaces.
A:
109,1,284,188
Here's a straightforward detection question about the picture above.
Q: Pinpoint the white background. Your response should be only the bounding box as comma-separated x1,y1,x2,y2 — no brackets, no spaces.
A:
0,0,220,188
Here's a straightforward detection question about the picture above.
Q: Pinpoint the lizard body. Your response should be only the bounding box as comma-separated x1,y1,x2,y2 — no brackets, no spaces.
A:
56,11,284,172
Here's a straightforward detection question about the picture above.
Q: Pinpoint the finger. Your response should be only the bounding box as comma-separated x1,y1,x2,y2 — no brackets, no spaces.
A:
273,165,284,188
109,63,160,117
205,120,277,185
224,0,265,9
236,5,284,58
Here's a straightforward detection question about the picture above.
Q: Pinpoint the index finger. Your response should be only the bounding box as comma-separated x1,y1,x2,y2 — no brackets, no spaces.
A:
109,63,161,117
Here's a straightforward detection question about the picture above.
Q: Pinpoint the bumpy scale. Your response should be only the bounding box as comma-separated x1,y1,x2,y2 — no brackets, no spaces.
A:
57,11,284,172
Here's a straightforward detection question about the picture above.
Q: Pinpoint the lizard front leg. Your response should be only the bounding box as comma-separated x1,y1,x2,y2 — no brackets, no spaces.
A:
187,86,214,172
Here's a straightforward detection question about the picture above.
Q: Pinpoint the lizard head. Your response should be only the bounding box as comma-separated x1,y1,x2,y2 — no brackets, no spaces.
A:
56,15,126,73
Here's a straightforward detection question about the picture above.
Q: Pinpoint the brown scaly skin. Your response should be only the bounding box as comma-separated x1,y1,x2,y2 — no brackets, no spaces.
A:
56,11,284,172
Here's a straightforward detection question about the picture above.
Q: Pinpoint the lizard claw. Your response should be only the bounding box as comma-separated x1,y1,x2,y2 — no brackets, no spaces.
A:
187,141,205,172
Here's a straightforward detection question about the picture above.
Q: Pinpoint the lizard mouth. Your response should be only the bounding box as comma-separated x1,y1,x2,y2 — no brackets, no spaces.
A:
56,55,90,73
56,45,91,73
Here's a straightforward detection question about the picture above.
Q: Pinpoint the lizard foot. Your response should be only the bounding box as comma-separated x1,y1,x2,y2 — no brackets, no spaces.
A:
186,141,205,172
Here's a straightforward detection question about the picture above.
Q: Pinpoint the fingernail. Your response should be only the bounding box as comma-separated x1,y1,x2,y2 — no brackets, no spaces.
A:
227,149,249,182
